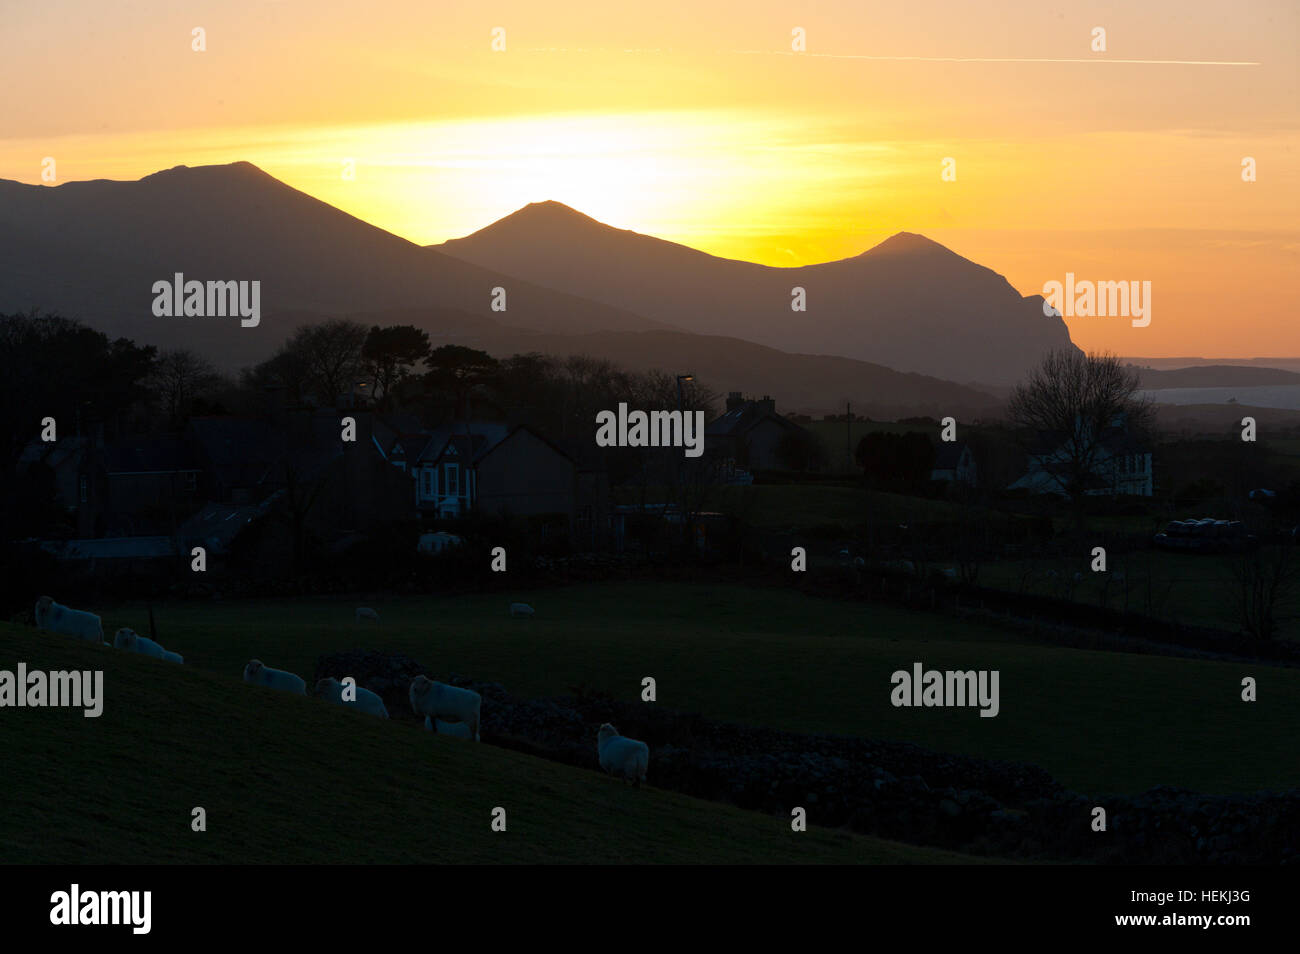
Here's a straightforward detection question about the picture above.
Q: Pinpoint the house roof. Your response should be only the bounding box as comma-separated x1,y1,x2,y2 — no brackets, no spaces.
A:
475,424,579,469
705,402,801,439
40,536,179,560
932,441,969,470
178,494,282,554
103,434,200,475
415,421,511,464
19,435,85,471
189,417,279,487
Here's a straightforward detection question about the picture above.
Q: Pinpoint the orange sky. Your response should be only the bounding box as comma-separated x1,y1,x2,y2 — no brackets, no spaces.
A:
1,0,1296,357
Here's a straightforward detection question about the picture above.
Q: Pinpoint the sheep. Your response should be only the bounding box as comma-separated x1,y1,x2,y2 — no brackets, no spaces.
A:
113,627,176,661
161,650,184,664
243,659,307,695
355,607,380,623
425,715,474,739
409,675,480,741
34,595,103,642
510,602,534,618
315,677,389,718
596,723,649,786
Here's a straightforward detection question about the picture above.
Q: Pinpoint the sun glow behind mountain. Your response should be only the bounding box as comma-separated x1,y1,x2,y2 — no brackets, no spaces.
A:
1,0,1297,355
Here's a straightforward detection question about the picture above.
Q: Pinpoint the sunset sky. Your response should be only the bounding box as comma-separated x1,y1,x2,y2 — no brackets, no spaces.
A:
2,0,1296,358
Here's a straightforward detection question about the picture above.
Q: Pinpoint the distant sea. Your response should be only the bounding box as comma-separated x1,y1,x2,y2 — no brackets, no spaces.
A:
1141,385,1300,410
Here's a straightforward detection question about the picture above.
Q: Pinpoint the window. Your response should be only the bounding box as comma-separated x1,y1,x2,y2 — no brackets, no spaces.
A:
184,472,197,493
446,462,459,496
421,469,432,498
79,475,88,503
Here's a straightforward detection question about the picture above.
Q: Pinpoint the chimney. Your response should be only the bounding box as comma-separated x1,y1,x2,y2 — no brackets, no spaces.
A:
726,391,744,412
759,395,775,414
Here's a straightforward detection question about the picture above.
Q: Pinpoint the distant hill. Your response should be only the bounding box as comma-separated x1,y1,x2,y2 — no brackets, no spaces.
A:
299,311,1000,418
1135,364,1300,389
1126,357,1300,374
437,202,1077,385
0,163,671,369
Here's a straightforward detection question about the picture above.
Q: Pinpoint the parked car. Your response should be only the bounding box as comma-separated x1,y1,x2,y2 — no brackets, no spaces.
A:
1153,518,1255,553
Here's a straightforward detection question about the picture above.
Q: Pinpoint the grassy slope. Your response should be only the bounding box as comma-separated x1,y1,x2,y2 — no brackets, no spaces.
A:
102,583,1299,796
979,548,1300,643
0,624,986,864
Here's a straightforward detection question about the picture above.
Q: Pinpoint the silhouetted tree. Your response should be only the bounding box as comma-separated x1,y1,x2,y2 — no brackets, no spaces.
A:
361,324,430,403
148,348,224,427
1007,349,1153,500
424,345,500,418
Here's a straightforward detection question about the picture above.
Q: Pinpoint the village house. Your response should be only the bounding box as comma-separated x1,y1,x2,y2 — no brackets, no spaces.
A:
1009,415,1153,497
412,420,609,546
705,392,815,475
930,441,978,486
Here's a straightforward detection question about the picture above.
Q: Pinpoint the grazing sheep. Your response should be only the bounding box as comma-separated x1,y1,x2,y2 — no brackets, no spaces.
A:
315,677,389,718
355,607,380,623
113,628,176,661
243,659,307,695
596,723,649,786
510,602,534,618
409,675,480,740
34,595,103,642
425,715,474,739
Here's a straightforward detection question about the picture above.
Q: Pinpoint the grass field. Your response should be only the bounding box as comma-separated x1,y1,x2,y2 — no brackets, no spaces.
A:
85,582,1300,797
0,623,987,864
978,548,1300,642
615,482,966,531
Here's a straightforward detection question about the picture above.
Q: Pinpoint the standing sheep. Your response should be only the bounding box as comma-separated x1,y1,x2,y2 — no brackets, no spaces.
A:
355,607,380,623
596,723,649,787
34,595,103,642
409,675,480,741
243,659,307,695
113,628,181,662
315,677,389,718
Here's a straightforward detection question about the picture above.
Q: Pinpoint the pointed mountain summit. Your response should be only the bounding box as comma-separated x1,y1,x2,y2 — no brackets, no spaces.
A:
0,163,671,368
860,231,953,257
438,207,1076,385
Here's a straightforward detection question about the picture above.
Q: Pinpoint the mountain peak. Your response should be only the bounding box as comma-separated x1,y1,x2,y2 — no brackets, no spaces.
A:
862,231,950,257
505,200,606,229
140,161,272,184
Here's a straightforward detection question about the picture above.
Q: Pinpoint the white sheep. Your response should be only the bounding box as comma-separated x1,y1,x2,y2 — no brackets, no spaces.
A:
315,677,389,718
161,650,184,664
243,659,307,695
596,723,649,786
510,602,535,618
34,595,103,642
113,627,175,661
409,675,480,741
355,607,380,623
425,715,474,739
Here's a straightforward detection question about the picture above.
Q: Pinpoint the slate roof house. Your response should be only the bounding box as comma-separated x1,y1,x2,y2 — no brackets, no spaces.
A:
1009,416,1153,497
930,441,977,486
705,392,812,474
412,420,609,547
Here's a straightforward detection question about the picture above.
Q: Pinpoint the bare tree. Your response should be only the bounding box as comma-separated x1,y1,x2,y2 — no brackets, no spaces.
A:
278,319,369,406
149,348,224,426
1223,543,1296,642
1008,349,1154,500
